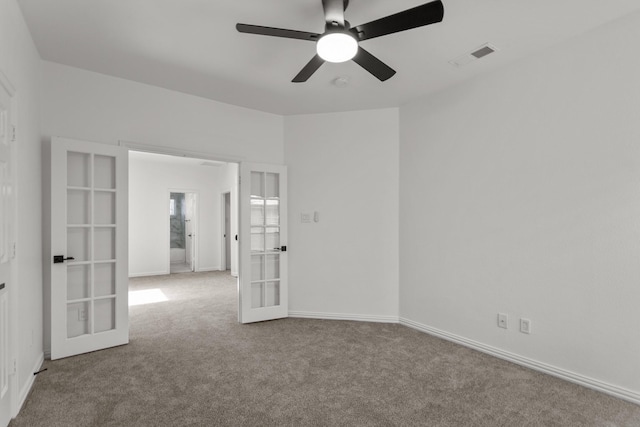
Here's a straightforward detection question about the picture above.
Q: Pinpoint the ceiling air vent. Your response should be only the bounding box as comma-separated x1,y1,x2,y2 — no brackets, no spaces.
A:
449,43,498,67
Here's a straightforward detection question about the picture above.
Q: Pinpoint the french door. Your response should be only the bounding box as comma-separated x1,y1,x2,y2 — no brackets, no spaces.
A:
50,137,129,360
239,163,288,323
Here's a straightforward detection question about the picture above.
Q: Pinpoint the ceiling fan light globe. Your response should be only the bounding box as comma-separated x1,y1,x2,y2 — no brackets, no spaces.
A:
317,33,358,63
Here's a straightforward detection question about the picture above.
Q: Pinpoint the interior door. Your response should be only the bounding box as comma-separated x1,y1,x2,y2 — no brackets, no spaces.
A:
50,137,128,360
0,75,14,427
185,193,196,272
239,163,287,323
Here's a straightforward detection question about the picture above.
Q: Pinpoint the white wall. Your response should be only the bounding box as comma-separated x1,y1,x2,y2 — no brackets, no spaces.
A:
284,109,399,320
0,0,43,417
40,61,284,164
400,11,640,398
129,154,234,276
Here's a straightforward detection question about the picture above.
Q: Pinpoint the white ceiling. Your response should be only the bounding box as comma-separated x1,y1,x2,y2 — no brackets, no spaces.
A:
18,0,640,115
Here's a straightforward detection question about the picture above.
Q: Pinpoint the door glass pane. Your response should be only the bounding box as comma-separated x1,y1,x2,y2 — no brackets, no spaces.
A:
250,199,264,226
266,173,279,198
67,264,90,300
67,189,90,225
251,227,264,252
251,283,264,309
265,281,280,307
265,227,280,251
94,263,115,297
265,254,279,280
67,227,90,262
94,191,115,224
251,255,264,281
67,301,90,338
94,298,116,333
67,152,90,187
94,155,115,189
94,227,115,260
265,200,279,226
251,172,264,198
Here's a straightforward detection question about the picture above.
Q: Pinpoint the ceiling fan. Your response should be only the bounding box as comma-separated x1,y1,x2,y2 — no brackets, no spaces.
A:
236,0,444,83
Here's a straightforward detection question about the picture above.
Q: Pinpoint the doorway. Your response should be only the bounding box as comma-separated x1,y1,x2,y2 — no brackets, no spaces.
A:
169,192,197,274
222,192,231,272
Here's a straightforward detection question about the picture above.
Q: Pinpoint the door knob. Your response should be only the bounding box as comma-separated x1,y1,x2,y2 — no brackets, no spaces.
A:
53,255,75,263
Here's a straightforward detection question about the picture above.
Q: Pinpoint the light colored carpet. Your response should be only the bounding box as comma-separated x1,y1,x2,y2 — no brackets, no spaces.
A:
10,271,640,426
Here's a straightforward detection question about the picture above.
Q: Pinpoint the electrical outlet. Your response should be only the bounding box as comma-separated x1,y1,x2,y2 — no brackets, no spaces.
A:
498,313,508,329
520,318,532,334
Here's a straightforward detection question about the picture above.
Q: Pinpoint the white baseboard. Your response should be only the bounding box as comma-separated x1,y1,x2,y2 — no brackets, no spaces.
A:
399,317,640,406
15,352,44,416
197,267,221,272
128,270,168,278
289,311,399,324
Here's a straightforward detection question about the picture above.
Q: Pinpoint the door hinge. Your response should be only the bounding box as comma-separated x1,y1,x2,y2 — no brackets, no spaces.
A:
12,242,16,259
11,358,17,375
238,176,241,185
11,125,16,142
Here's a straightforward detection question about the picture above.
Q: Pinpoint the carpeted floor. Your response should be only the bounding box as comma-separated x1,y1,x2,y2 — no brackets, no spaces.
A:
10,271,640,426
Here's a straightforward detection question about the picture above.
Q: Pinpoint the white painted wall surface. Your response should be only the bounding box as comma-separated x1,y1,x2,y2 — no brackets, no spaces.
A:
284,109,399,320
400,12,640,396
0,0,43,417
129,154,225,276
40,61,284,164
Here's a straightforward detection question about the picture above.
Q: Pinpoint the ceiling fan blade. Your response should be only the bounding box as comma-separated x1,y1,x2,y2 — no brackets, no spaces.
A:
292,55,325,83
352,47,396,81
350,0,444,42
322,0,345,27
236,23,320,41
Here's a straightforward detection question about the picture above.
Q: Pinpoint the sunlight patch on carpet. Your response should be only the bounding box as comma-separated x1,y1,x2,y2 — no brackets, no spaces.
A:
129,289,169,306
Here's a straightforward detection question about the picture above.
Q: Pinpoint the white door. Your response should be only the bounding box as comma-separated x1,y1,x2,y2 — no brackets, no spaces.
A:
0,74,14,427
185,193,196,272
239,163,287,323
50,137,129,360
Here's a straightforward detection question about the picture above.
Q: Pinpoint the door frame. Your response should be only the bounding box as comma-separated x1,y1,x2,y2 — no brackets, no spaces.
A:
220,190,231,272
0,69,18,421
167,189,198,273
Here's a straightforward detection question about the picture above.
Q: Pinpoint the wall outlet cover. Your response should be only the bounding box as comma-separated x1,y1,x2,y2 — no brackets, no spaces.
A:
498,313,508,329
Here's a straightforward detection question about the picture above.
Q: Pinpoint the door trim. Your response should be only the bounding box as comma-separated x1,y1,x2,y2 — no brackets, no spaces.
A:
220,190,231,272
0,68,18,422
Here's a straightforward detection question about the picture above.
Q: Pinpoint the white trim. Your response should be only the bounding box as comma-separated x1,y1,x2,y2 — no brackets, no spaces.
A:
399,317,640,406
119,140,244,164
0,70,16,96
128,271,169,278
197,266,221,273
15,352,44,416
220,190,231,274
289,311,399,324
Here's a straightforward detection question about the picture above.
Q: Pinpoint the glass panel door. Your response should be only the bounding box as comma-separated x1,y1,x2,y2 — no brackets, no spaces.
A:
65,151,118,340
239,163,287,323
50,137,129,360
